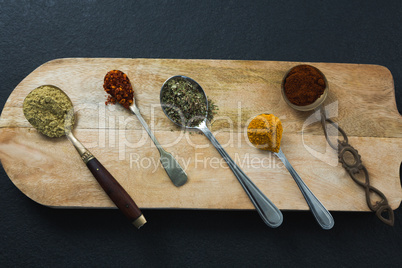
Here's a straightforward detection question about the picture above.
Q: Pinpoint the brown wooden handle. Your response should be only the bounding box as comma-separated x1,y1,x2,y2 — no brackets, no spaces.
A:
86,157,146,228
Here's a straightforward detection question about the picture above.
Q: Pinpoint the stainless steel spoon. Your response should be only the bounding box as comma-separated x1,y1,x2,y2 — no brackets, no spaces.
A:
247,114,334,230
160,75,283,228
104,70,187,187
129,102,188,187
23,85,146,228
275,149,334,230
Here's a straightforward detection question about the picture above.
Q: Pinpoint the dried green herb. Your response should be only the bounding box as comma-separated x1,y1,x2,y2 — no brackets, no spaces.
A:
161,77,218,127
207,98,218,123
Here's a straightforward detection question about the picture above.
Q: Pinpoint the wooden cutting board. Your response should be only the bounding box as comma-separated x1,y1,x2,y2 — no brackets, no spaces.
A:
0,58,401,211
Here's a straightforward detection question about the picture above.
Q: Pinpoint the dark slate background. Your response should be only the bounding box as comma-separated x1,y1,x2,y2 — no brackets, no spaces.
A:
1,1,401,267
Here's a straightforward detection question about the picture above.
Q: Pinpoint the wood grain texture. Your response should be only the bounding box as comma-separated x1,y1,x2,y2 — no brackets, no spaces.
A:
0,58,401,211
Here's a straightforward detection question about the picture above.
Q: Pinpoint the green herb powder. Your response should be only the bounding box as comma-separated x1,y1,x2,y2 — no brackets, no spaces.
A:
161,77,218,127
23,85,75,138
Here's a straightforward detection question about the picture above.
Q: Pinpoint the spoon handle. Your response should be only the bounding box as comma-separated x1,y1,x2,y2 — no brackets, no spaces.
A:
67,132,146,228
198,124,283,228
129,105,188,187
130,104,163,149
275,149,334,230
86,158,146,228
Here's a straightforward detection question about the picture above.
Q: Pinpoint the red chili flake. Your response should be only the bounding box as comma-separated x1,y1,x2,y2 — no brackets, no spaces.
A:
103,70,134,109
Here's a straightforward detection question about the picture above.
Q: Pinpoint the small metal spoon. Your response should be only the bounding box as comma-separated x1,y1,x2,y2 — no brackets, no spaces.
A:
105,70,187,187
248,115,334,230
275,149,334,230
23,85,146,228
129,101,188,187
160,76,283,228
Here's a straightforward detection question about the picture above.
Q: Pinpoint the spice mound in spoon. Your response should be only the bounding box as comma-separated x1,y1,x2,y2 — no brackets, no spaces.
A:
161,77,207,127
23,85,75,138
161,76,217,127
247,114,283,153
104,70,134,109
283,65,326,106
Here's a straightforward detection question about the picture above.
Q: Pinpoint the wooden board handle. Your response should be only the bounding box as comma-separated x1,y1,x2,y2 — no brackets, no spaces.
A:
86,158,146,228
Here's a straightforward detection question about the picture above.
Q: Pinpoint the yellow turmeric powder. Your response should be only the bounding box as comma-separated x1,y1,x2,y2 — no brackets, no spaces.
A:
247,114,283,153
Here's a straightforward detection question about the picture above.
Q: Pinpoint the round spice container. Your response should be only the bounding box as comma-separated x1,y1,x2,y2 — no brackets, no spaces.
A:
281,65,328,111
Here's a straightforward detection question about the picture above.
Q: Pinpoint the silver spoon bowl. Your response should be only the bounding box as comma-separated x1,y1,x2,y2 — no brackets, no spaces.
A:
160,76,283,228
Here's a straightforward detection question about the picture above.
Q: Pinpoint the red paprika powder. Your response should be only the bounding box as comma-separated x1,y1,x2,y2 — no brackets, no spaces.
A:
103,70,134,109
283,65,326,106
